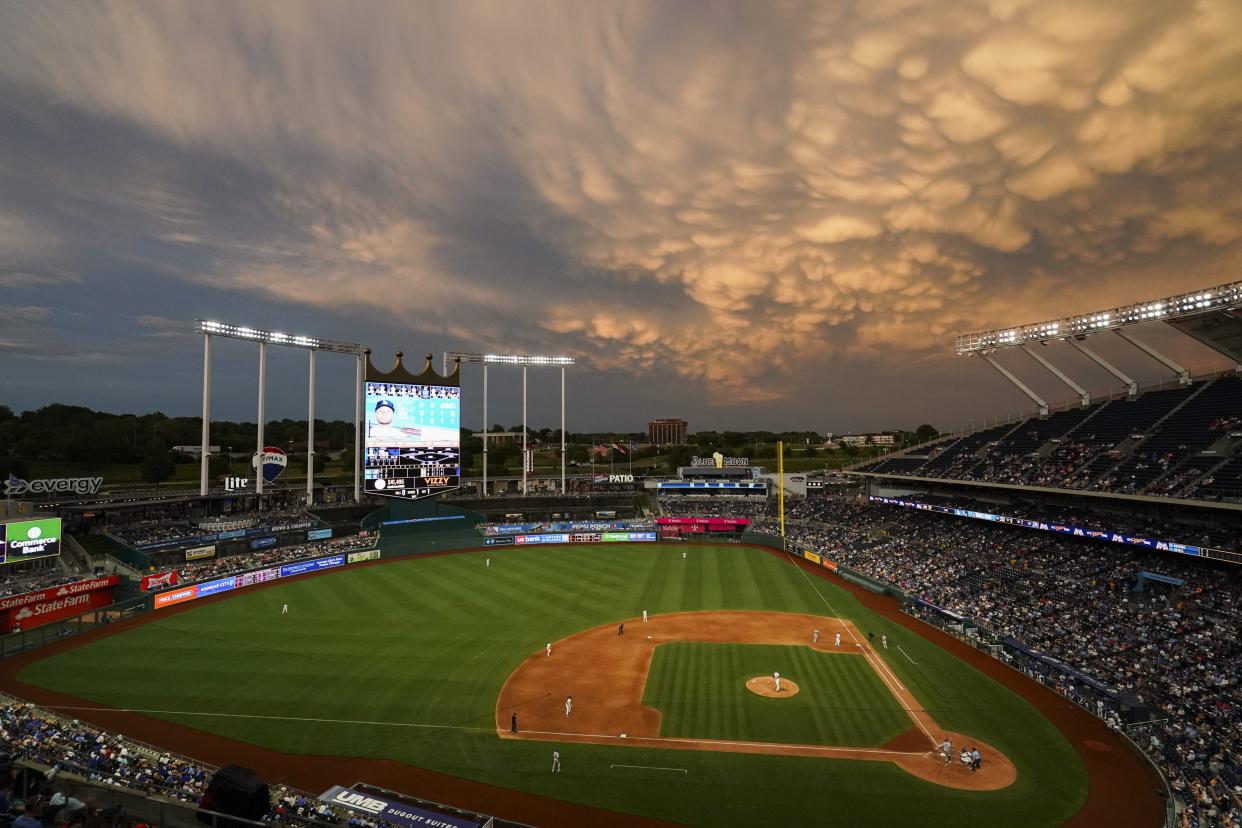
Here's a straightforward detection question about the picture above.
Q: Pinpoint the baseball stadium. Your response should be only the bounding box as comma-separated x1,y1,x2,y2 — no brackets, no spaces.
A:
4,5,1242,828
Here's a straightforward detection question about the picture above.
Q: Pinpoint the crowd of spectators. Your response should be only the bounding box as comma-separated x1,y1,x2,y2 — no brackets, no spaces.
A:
0,698,353,827
110,510,313,550
158,533,378,586
0,572,91,601
766,495,1241,828
658,498,772,521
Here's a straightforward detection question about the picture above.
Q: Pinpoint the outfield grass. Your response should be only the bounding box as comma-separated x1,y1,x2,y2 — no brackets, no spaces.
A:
643,642,909,747
19,543,1087,827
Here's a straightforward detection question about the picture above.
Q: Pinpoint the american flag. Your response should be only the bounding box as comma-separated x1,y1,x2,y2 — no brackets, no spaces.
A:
593,445,610,457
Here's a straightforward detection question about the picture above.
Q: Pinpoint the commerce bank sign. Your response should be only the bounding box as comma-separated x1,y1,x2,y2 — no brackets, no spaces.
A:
4,474,103,497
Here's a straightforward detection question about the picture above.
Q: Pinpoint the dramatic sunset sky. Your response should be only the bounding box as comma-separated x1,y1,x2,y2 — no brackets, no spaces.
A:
2,1,1240,433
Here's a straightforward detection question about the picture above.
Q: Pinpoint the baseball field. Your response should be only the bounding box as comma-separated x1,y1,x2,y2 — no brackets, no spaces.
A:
8,541,1137,826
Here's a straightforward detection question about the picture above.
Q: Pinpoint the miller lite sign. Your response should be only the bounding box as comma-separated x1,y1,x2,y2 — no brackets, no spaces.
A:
251,447,288,483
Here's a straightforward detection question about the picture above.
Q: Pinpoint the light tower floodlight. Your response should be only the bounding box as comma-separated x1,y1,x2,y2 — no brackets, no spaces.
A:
196,319,366,503
445,352,576,497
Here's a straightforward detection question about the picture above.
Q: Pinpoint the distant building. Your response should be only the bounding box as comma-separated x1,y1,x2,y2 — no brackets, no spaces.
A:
839,435,868,446
839,433,896,446
871,434,896,445
648,418,688,445
482,430,526,444
173,445,220,457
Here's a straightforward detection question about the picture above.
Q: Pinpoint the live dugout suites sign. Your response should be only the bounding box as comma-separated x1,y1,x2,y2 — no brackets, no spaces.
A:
321,785,480,828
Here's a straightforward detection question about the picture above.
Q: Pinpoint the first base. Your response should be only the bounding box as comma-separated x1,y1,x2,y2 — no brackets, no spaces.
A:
621,733,627,738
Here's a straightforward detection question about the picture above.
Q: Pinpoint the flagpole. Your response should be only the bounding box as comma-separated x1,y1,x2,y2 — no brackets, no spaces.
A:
591,435,595,479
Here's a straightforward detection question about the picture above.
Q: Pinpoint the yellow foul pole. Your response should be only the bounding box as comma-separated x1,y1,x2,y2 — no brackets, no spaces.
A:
778,440,785,538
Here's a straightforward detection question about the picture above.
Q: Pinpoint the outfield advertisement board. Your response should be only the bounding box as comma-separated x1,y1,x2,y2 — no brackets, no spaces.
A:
2,517,63,564
250,536,278,551
152,551,377,611
512,532,656,545
185,545,217,561
1,575,119,631
484,537,515,546
140,571,179,591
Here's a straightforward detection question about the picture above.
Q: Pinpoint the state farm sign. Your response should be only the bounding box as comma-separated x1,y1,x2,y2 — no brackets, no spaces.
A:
0,576,120,612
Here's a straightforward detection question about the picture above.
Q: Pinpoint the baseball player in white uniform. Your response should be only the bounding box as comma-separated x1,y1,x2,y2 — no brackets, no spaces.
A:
565,695,573,717
773,672,781,692
546,642,552,657
282,604,288,615
834,631,841,647
942,737,953,764
552,750,561,773
642,609,648,623
882,635,888,649
813,628,820,643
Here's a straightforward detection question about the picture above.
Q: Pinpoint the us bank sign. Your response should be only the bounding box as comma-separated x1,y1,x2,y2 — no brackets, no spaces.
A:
4,474,103,497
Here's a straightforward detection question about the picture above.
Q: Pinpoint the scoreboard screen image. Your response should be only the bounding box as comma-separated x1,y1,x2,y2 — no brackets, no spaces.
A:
363,381,461,500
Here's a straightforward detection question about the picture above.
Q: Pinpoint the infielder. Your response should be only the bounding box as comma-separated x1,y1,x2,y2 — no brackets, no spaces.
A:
546,642,552,657
813,628,820,644
281,604,288,615
834,632,841,647
565,695,573,717
773,672,781,692
552,749,561,773
642,610,648,623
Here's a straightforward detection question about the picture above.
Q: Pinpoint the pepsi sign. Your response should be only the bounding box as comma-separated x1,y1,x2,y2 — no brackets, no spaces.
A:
251,446,288,483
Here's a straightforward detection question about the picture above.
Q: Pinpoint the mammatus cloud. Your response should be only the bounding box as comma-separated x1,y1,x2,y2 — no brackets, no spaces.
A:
1,0,1241,404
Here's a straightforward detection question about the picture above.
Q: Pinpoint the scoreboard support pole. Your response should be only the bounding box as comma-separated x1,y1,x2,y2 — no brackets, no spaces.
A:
778,441,785,539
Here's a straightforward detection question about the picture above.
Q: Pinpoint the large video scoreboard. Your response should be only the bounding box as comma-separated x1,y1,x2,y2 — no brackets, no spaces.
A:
363,380,461,500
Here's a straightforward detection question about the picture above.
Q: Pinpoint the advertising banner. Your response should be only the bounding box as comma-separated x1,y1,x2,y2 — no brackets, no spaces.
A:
656,517,751,530
216,529,247,540
347,549,380,563
4,587,115,632
2,517,63,563
236,567,281,587
195,576,237,598
484,537,514,546
307,528,334,541
0,576,120,613
320,785,480,828
250,536,278,551
279,555,345,578
803,550,822,565
140,571,179,591
153,586,199,609
571,533,603,543
185,545,217,561
602,531,657,542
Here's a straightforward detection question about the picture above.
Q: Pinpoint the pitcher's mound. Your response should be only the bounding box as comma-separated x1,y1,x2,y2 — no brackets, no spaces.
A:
746,676,800,698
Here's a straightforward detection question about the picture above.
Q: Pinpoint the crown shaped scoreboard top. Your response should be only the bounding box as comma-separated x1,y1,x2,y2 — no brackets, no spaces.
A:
364,350,461,387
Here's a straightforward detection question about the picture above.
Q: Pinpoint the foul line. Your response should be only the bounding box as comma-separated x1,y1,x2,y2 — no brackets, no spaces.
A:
523,729,927,757
778,548,938,749
42,705,496,734
898,645,918,665
610,764,687,773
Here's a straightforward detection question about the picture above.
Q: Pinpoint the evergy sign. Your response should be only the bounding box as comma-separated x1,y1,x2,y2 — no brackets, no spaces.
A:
4,474,103,496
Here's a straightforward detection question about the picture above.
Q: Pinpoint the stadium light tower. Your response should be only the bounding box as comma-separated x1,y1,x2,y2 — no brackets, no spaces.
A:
445,352,576,496
196,320,366,504
955,281,1242,414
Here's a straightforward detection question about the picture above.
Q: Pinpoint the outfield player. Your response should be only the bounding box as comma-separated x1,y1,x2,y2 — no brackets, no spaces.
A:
813,628,820,644
565,695,573,717
682,551,686,559
282,604,288,615
834,631,841,647
552,749,561,773
882,634,888,650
